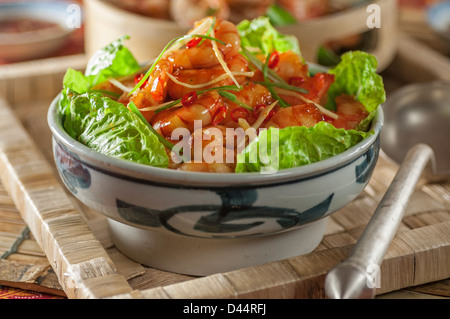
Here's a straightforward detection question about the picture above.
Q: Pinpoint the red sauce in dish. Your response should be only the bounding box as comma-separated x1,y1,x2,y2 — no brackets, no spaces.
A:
0,18,62,34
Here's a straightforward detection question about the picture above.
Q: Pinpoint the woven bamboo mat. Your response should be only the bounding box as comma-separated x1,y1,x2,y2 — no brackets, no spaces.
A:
0,40,449,299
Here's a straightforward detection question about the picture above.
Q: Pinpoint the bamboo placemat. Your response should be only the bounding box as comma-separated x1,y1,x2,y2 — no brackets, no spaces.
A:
0,44,449,299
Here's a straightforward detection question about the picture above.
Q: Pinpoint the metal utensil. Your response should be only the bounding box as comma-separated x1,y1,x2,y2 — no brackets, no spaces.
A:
324,81,450,299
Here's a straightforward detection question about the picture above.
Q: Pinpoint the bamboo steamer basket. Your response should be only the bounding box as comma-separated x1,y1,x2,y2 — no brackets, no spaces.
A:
277,0,398,71
84,0,187,63
85,0,397,70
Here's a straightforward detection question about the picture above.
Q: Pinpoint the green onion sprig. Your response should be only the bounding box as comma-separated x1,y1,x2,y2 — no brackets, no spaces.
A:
197,16,216,47
217,90,252,111
253,81,308,94
262,52,289,107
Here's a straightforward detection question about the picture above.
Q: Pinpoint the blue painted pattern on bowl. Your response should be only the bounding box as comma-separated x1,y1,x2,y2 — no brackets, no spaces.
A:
48,95,383,239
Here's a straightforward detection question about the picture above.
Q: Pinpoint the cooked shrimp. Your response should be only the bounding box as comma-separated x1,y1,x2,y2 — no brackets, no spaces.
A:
221,82,274,128
330,94,369,130
271,50,310,82
277,72,335,107
177,124,236,172
152,90,224,137
128,18,241,120
128,59,174,122
250,50,309,83
191,125,237,161
170,0,230,29
264,103,324,129
166,18,241,70
167,54,250,99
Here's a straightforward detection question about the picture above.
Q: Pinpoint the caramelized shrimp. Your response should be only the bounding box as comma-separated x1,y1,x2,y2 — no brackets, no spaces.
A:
221,82,274,128
167,54,250,99
166,18,241,69
276,72,335,107
128,18,241,121
330,94,369,130
177,124,236,172
152,90,224,137
251,50,309,83
128,59,174,121
271,50,309,82
264,103,324,129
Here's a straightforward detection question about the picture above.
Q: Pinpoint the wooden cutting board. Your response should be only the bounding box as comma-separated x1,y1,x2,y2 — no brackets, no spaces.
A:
0,40,449,299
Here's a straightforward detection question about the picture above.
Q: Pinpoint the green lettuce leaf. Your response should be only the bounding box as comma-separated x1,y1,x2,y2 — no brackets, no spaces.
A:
235,122,372,173
63,92,169,168
326,51,385,112
57,37,168,168
237,16,301,56
61,35,140,95
84,35,140,88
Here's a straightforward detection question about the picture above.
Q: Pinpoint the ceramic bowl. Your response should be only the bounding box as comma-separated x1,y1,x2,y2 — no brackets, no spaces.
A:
0,1,78,62
48,97,383,275
277,0,398,71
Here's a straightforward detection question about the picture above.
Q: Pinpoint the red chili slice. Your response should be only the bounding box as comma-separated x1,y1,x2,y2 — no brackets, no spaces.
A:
186,37,201,49
181,91,198,107
268,51,280,69
252,104,266,118
265,109,276,122
230,107,250,122
212,106,227,125
134,73,148,88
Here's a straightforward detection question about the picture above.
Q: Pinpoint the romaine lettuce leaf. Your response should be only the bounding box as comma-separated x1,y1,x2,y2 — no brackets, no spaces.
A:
63,91,169,167
235,122,372,173
326,51,385,113
58,37,168,168
84,35,140,88
237,16,301,56
62,35,140,95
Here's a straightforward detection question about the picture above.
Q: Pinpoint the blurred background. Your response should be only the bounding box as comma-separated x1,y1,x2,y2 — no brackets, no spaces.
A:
0,0,448,69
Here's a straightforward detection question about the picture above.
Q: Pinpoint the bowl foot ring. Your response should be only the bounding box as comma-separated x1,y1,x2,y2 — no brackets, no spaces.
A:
108,217,328,276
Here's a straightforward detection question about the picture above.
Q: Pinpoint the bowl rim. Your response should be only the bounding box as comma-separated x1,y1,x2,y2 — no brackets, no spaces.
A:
0,1,79,45
48,94,383,188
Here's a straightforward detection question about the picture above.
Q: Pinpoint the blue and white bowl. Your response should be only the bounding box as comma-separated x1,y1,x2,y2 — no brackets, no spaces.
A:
48,96,383,275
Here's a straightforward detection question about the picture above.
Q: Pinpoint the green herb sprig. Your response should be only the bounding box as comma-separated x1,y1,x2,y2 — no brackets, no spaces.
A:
261,52,289,107
253,81,308,94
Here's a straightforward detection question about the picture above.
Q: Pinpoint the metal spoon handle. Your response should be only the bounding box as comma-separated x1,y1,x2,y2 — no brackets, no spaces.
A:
325,143,434,299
